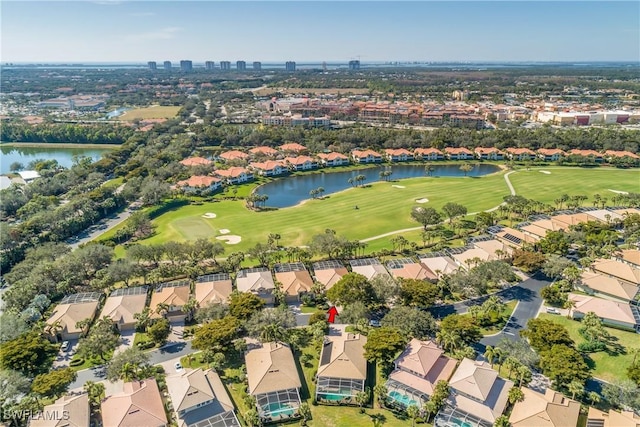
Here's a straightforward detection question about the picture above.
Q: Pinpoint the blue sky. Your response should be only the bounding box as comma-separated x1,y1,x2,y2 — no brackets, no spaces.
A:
2,1,639,62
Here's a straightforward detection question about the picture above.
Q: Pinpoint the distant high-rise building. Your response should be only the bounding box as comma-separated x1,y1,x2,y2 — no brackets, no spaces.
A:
253,61,262,71
348,60,360,70
220,61,231,70
236,61,246,71
205,61,215,70
285,61,296,72
180,60,193,72
322,61,327,72
163,61,172,71
147,61,157,70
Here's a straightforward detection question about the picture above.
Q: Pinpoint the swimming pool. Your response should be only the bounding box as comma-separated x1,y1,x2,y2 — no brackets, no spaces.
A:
262,402,296,417
388,390,417,407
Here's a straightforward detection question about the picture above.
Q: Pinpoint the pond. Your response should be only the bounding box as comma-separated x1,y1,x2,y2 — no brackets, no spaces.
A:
256,163,500,208
0,144,114,174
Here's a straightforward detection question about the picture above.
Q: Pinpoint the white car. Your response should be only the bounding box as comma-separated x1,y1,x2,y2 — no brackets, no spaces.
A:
174,362,184,372
60,341,70,352
546,307,561,315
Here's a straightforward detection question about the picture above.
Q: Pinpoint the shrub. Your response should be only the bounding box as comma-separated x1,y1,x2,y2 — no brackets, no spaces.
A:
69,358,85,367
577,341,607,353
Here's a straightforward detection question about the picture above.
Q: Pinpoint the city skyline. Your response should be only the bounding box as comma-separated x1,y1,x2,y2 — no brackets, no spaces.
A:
2,1,639,63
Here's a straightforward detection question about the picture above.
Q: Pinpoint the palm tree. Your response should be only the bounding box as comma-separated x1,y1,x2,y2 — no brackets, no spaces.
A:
459,163,474,176
508,387,524,405
244,409,260,427
423,400,439,423
588,391,601,405
84,381,105,412
373,383,388,407
347,177,355,187
425,163,435,176
355,388,370,413
183,297,199,321
46,320,64,342
493,415,510,427
493,347,505,373
155,302,170,318
504,356,519,378
260,323,287,343
309,189,318,199
406,404,420,427
298,402,312,426
484,345,496,367
317,187,325,198
568,380,584,400
517,364,530,387
436,330,460,352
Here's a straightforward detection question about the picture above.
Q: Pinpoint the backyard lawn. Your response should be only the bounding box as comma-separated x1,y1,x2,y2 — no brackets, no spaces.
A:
538,313,639,382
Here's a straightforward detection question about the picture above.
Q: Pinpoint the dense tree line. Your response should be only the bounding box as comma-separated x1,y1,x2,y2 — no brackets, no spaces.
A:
1,121,135,144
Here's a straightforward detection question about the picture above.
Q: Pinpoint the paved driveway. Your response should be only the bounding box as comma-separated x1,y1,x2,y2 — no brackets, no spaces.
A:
114,329,136,354
52,339,79,369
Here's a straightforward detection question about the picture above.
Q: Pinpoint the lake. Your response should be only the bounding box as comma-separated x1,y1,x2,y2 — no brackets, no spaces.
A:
0,145,114,174
256,163,501,208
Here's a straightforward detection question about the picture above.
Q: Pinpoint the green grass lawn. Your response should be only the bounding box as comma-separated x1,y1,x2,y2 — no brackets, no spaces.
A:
538,313,639,382
461,300,518,336
116,105,181,121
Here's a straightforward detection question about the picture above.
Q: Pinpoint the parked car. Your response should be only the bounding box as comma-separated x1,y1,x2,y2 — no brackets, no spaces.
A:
174,362,184,372
60,341,70,351
546,307,561,315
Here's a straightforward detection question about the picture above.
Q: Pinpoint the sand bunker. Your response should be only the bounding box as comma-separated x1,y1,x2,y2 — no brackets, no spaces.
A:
392,185,406,189
416,198,429,204
219,229,230,235
202,213,217,219
539,170,551,174
608,189,629,195
216,235,241,244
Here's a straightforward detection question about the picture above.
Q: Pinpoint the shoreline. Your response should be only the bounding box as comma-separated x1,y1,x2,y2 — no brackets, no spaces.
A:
0,142,121,149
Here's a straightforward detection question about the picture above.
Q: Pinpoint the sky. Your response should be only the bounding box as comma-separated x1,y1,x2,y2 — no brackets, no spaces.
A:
2,1,639,63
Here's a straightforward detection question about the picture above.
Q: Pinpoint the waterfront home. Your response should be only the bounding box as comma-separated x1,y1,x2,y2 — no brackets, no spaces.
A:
351,149,383,164
509,388,580,427
505,147,536,161
101,379,168,427
384,148,414,162
474,147,504,160
414,147,444,161
149,280,191,321
348,258,392,281
45,292,101,342
236,268,276,304
444,147,473,160
29,393,89,427
179,156,212,167
435,358,513,427
316,328,368,406
385,258,437,281
166,368,240,427
568,149,603,162
245,342,302,423
604,150,640,161
249,160,287,177
219,150,250,162
176,176,222,193
385,339,457,410
284,155,318,171
312,260,349,290
279,142,307,154
99,286,148,332
317,152,349,167
249,146,279,157
273,263,314,302
587,407,640,427
569,293,639,332
536,148,566,162
195,273,233,307
214,167,253,184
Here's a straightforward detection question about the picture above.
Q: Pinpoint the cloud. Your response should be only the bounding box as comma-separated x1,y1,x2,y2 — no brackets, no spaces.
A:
124,27,182,42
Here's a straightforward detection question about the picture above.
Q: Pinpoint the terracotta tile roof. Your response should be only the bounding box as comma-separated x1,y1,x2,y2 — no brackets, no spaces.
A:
101,379,167,427
414,147,444,155
30,394,89,427
537,148,566,156
444,147,473,154
100,292,147,327
317,331,367,380
352,149,382,158
587,407,640,427
220,150,249,160
250,160,286,171
195,279,232,306
506,147,536,155
317,152,349,161
215,167,251,178
579,271,639,301
568,149,602,157
249,146,279,156
246,342,302,395
280,142,307,152
569,293,637,325
179,157,212,167
509,388,580,427
285,155,315,166
274,270,314,296
474,147,503,155
177,176,221,188
604,150,640,159
46,300,99,337
592,258,640,285
384,148,413,156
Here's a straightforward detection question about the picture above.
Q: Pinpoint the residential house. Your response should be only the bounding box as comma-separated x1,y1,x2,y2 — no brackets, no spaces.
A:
604,150,640,161
591,258,640,289
444,147,474,160
273,263,314,302
351,149,383,164
536,148,566,162
284,155,318,171
348,258,392,281
386,258,437,281
180,157,212,167
101,379,168,427
317,152,349,167
569,294,639,332
149,280,191,321
195,274,233,307
414,147,444,161
219,150,249,162
418,254,460,278
614,249,640,269
509,388,580,427
249,146,279,157
583,209,624,224
519,219,566,239
250,161,287,177
587,407,640,427
384,148,414,162
472,239,513,261
312,260,349,290
568,149,603,163
166,368,240,427
236,268,276,304
176,176,222,193
505,147,536,161
29,393,89,427
551,212,594,229
386,339,457,409
316,328,368,405
474,147,504,161
577,271,640,304
214,167,253,184
100,286,148,332
451,247,495,269
45,293,101,342
435,358,513,427
279,142,307,154
245,342,302,423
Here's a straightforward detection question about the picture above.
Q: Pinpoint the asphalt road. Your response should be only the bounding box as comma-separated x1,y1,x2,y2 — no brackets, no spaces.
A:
69,209,133,249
